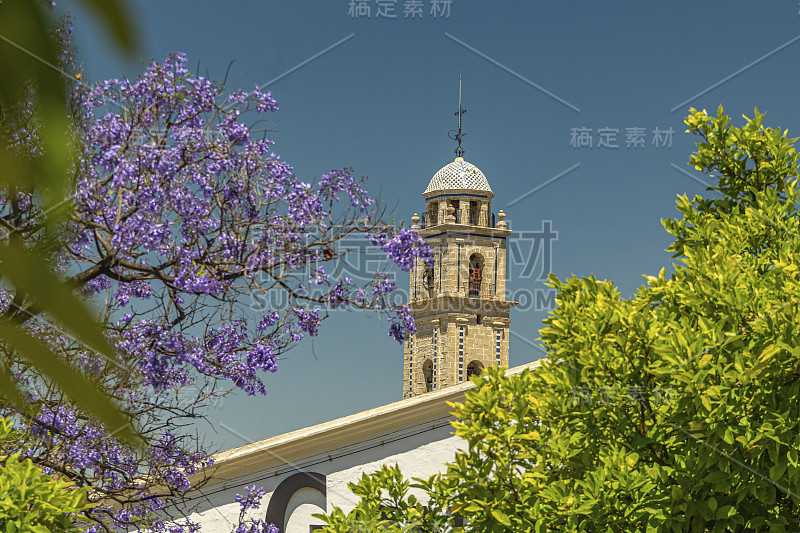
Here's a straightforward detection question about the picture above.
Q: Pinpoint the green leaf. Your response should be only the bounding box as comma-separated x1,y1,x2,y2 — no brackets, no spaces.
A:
707,496,717,511
0,365,27,408
703,471,728,484
0,1,72,201
769,461,787,482
701,395,713,412
758,344,780,363
723,427,735,445
491,509,511,526
715,504,734,519
788,449,798,468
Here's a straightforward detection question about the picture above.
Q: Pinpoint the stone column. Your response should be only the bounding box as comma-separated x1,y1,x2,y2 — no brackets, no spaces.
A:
479,201,488,226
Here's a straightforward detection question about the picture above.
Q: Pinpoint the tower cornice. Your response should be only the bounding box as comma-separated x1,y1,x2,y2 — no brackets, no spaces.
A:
423,189,495,200
409,296,518,315
418,225,512,239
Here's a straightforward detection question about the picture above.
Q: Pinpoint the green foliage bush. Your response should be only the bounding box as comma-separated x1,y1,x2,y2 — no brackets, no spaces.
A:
0,418,93,533
314,107,800,532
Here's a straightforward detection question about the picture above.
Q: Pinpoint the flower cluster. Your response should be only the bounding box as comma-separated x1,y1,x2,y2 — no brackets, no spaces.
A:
232,485,278,533
235,484,266,512
388,304,417,343
367,227,434,272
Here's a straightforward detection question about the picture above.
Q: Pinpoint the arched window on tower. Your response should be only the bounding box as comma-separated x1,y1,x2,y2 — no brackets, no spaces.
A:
466,360,483,379
422,360,434,392
468,253,483,298
424,265,435,297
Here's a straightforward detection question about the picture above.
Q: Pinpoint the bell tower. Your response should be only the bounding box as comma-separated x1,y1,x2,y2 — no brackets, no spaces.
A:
403,148,519,399
403,78,516,398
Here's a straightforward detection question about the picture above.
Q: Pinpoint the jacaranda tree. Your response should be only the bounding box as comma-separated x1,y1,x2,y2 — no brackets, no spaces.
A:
315,106,800,532
0,44,432,532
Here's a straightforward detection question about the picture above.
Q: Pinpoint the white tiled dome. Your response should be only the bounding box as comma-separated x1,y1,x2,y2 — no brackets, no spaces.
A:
424,157,492,194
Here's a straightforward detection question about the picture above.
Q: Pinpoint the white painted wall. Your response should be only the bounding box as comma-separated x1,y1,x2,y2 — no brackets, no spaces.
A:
285,488,326,533
185,425,464,532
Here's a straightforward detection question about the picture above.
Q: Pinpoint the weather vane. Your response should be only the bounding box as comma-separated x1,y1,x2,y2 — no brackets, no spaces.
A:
448,72,466,158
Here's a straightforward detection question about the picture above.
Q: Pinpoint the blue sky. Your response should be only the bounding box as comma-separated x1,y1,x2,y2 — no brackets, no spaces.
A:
62,0,800,450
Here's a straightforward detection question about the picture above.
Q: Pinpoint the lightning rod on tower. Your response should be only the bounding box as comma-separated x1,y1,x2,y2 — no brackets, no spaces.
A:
449,72,467,158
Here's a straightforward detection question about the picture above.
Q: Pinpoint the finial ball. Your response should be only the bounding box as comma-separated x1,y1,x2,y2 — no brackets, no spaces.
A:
497,210,508,229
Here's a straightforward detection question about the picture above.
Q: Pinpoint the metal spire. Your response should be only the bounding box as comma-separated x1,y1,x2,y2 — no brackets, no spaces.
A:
449,72,467,158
